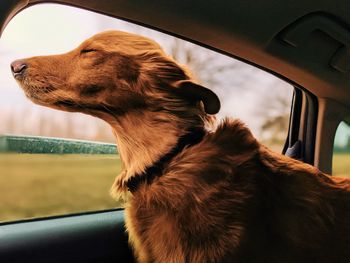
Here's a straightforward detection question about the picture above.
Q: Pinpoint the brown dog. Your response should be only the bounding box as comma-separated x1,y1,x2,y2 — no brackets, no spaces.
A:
12,30,350,263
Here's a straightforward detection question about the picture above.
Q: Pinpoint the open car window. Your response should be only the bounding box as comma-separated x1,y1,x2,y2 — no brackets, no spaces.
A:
0,4,294,223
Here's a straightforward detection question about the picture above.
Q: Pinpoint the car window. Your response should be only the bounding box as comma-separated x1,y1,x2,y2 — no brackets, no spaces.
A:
333,121,350,178
0,4,293,222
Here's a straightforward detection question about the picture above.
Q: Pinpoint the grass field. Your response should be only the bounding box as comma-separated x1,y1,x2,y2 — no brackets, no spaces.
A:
333,153,350,178
0,153,349,223
0,153,123,222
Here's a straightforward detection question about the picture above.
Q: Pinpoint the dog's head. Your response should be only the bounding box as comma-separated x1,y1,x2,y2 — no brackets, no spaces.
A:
11,30,220,124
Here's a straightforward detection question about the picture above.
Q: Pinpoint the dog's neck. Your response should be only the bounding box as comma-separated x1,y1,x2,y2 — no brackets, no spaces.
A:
125,126,205,192
113,113,181,178
107,110,201,195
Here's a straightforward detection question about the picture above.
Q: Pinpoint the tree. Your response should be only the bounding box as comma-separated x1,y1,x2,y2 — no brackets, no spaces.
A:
256,80,292,147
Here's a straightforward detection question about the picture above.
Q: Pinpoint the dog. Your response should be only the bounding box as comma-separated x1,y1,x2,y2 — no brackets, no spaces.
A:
12,30,350,263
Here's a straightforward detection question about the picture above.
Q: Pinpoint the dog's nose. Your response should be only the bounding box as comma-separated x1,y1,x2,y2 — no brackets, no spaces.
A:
11,60,27,79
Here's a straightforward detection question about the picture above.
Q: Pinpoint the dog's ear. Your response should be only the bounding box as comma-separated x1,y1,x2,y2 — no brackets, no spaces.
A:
173,80,221,114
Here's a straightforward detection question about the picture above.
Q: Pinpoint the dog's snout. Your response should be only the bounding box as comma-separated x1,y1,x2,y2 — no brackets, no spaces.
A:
11,60,27,79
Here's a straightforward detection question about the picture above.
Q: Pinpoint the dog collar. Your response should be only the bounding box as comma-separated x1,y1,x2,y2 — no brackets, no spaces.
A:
125,127,206,192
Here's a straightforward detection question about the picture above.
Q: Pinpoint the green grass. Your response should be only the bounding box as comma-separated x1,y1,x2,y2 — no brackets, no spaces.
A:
1,152,349,223
333,153,350,178
0,153,123,222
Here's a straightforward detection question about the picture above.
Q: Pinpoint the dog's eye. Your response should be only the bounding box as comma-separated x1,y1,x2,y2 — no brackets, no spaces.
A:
80,49,97,54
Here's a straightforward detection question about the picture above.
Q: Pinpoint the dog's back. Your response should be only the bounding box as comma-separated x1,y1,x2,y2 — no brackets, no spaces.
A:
247,143,350,262
127,118,350,263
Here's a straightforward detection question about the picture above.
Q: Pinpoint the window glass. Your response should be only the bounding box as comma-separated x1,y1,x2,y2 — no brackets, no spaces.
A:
0,4,293,222
333,121,350,178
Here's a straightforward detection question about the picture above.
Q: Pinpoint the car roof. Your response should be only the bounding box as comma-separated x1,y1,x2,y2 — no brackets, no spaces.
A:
2,0,350,108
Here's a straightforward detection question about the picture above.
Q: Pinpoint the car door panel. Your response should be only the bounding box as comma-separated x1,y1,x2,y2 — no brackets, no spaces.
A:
0,209,135,263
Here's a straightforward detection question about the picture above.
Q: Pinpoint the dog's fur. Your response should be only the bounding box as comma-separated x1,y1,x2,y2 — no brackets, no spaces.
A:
13,30,350,263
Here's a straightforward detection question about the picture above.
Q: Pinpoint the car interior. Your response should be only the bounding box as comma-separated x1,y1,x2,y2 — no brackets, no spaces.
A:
1,0,350,262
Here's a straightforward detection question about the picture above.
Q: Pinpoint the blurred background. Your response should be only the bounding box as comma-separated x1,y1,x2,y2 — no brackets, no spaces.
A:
0,4,348,222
